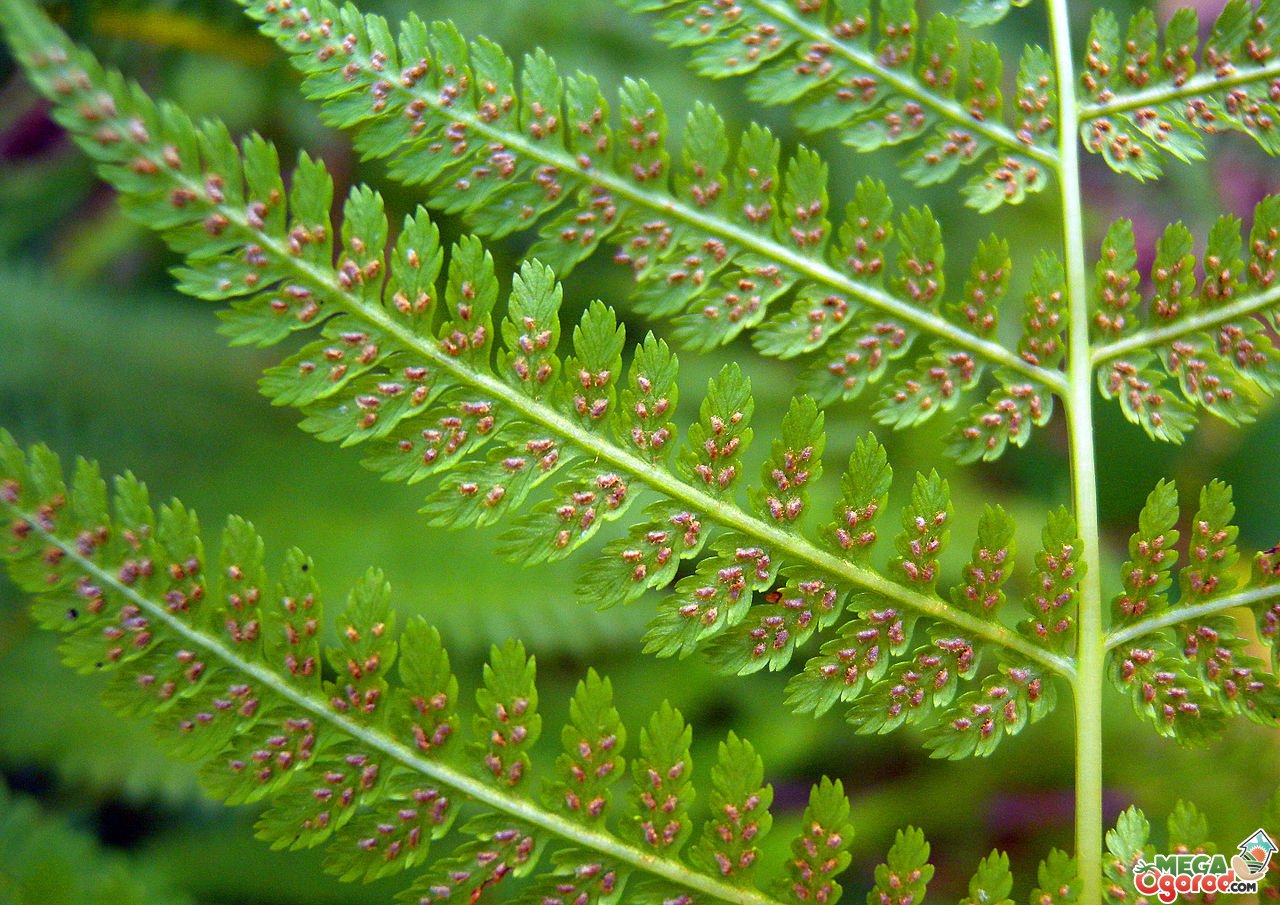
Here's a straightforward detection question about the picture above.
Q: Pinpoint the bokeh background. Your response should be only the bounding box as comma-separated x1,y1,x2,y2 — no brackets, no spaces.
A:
1,0,1278,902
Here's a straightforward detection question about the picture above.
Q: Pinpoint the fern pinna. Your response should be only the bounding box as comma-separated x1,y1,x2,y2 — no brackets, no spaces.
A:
0,432,855,904
3,0,1280,902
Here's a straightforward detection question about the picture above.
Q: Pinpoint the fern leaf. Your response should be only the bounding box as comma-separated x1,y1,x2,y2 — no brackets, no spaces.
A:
1103,808,1153,904
1111,479,1180,624
1030,849,1080,905
1096,350,1198,443
869,826,934,905
889,471,953,591
623,0,1056,205
784,597,916,717
873,346,981,429
782,777,854,905
1092,201,1280,442
0,432,854,905
922,661,1055,759
959,849,1014,905
474,638,541,788
1018,250,1068,370
950,504,1015,619
550,669,627,822
222,0,1058,389
1080,3,1280,179
626,701,694,855
1108,641,1228,744
845,628,979,734
798,317,915,407
1179,480,1240,603
703,569,846,675
1175,616,1280,725
1090,219,1142,340
949,374,1055,464
690,732,773,885
0,0,1072,756
828,433,893,565
1021,507,1084,651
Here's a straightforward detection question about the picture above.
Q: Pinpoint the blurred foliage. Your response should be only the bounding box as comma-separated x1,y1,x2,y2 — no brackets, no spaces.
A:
0,779,191,904
0,0,1278,902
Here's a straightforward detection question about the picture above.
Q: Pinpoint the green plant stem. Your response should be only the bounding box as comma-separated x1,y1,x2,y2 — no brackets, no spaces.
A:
1090,281,1280,365
1047,0,1104,899
1080,58,1280,120
1105,585,1280,649
3,499,790,905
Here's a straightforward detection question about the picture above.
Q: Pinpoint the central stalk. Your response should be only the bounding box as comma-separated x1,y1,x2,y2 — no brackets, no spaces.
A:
1045,0,1107,900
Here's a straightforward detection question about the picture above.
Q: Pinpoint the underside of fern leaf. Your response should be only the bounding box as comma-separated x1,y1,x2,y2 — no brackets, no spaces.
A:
1105,478,1280,742
1079,2,1280,179
1090,207,1280,441
0,431,858,905
620,0,1059,207
224,0,1068,419
0,0,1084,765
6,0,1280,900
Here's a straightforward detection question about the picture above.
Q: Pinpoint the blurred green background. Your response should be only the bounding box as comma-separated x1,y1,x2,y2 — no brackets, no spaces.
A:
1,0,1278,902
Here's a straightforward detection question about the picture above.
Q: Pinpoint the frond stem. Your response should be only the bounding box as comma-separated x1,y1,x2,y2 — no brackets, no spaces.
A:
150,149,1076,679
5,500,791,905
749,0,1059,170
1104,585,1280,650
285,248,1075,675
1090,283,1280,365
1079,60,1280,120
261,4,1065,393
1047,0,1104,897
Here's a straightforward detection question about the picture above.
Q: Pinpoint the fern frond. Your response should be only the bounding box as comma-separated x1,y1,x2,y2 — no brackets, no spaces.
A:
0,0,1074,763
220,0,1063,400
1090,201,1280,441
1079,3,1280,179
621,0,1058,207
1103,478,1280,743
0,432,861,905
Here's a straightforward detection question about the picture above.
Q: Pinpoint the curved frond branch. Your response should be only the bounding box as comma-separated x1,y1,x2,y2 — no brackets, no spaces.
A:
0,442,793,905
334,293,1063,670
1080,57,1280,120
1091,280,1280,365
231,0,1062,390
1105,585,1280,651
0,0,1075,685
691,0,1056,167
